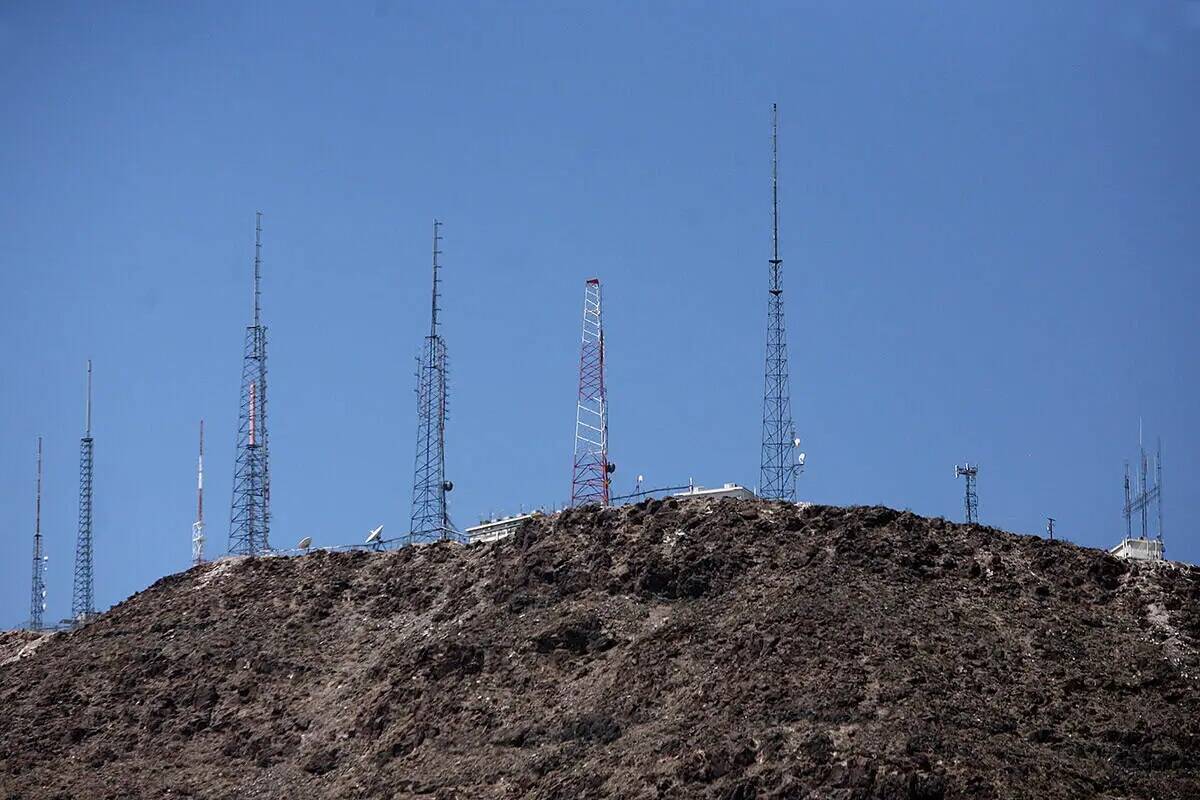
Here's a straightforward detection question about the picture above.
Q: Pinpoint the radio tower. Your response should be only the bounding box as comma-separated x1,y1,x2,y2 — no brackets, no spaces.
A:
408,220,455,545
955,463,978,525
760,103,800,502
192,420,206,566
229,212,271,555
571,278,613,506
72,360,96,624
29,437,47,631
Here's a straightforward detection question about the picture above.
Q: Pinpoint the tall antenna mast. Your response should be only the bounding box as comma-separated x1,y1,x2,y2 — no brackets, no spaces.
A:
192,420,206,566
955,463,979,525
72,360,96,625
409,220,455,544
29,437,47,631
229,212,271,555
571,278,613,506
1155,438,1163,543
760,103,800,501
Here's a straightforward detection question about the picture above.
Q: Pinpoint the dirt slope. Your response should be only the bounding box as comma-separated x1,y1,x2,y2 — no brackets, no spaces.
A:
2,499,1199,799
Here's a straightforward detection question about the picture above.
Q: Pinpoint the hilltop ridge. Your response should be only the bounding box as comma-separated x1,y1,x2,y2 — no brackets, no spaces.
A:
1,498,1199,799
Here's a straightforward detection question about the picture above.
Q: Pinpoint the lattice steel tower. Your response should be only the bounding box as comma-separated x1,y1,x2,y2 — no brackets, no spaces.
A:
29,437,47,631
72,360,96,624
571,278,613,506
228,212,271,555
193,419,206,566
408,220,455,545
760,103,800,501
955,463,978,525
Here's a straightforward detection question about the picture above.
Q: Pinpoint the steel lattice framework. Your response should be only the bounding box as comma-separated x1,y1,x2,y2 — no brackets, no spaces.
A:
229,212,271,556
760,104,800,502
29,437,46,630
72,361,95,624
193,419,206,566
955,463,978,524
409,220,456,545
571,278,612,506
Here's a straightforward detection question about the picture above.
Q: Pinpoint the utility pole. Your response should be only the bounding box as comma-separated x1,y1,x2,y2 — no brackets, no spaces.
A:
571,278,613,506
760,103,801,501
29,437,47,631
72,360,96,625
955,463,978,525
229,212,271,555
193,420,205,566
409,219,455,544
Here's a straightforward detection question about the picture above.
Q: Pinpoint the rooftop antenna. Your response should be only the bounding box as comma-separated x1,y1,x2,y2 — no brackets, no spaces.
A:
192,420,205,566
954,463,978,525
72,360,96,625
29,437,47,631
229,212,271,555
409,220,456,545
571,278,614,506
760,103,800,501
1123,424,1163,548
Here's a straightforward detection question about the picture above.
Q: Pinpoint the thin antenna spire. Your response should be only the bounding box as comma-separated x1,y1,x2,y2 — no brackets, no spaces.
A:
29,437,46,630
431,219,442,337
771,102,781,292
85,358,92,438
254,211,263,329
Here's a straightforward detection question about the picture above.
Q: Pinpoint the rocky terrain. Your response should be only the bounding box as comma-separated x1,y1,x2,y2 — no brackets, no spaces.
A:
1,498,1199,799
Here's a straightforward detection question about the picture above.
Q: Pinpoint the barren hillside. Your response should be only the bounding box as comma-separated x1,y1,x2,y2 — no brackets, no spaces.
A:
2,499,1199,799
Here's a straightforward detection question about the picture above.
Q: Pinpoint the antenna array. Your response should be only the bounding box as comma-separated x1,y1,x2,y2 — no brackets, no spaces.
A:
1123,425,1163,544
955,463,978,525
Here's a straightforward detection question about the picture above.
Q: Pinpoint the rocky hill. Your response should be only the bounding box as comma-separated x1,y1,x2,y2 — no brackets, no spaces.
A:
1,499,1198,799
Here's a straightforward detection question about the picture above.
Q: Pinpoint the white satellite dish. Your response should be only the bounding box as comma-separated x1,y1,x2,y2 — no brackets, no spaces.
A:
797,453,806,466
793,438,802,448
365,525,384,544
637,475,644,483
297,536,312,550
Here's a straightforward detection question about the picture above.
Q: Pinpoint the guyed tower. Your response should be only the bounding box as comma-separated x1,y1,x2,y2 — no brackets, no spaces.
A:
759,104,802,501
228,212,271,555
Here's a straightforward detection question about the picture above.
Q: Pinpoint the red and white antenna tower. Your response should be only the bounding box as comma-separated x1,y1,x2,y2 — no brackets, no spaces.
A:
571,278,614,506
192,420,205,566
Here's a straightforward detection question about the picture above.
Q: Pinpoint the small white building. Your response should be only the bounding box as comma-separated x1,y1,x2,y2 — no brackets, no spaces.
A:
670,483,756,502
1108,537,1164,562
465,513,541,545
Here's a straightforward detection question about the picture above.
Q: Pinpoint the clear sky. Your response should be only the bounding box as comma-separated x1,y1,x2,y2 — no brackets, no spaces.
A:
2,2,1198,628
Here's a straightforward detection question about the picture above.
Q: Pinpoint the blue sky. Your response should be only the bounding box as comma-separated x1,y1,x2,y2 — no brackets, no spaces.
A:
2,2,1198,627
